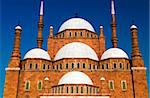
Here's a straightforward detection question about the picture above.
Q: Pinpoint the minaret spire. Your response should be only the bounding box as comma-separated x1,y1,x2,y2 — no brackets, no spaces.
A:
40,0,44,15
37,0,44,48
111,0,118,48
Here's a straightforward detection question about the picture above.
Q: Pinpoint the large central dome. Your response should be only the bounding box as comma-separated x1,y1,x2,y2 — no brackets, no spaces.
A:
58,17,95,32
54,42,99,61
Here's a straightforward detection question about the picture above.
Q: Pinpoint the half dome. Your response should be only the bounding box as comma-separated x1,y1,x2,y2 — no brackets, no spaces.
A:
24,48,51,60
101,48,129,60
58,17,95,32
54,42,99,61
58,71,93,85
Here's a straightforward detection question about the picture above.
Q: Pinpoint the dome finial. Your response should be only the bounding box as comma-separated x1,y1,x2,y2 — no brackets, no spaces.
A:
40,0,44,15
111,0,115,15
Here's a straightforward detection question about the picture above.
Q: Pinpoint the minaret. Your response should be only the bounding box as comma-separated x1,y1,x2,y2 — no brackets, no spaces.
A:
130,25,143,66
111,0,118,48
49,25,54,38
130,24,148,98
47,25,54,60
99,25,106,57
3,25,22,98
11,25,22,60
37,0,44,48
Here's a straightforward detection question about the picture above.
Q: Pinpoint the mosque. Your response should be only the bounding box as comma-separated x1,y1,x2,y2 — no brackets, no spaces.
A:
3,0,148,98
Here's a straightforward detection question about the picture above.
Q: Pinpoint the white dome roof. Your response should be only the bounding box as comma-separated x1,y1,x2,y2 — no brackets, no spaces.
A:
130,25,137,29
58,17,95,32
58,71,93,85
101,48,129,60
54,42,99,61
15,25,22,30
24,48,51,60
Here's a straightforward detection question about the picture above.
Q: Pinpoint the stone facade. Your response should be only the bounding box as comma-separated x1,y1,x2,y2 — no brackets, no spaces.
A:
3,0,148,98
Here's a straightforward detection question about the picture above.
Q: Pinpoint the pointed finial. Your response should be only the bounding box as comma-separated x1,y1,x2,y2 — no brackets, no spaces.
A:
40,0,44,15
111,0,115,14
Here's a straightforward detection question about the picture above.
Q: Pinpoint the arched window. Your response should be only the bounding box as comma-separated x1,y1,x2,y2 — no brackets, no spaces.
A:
69,32,72,37
76,86,78,93
61,86,63,93
30,64,32,69
35,64,38,69
80,32,83,36
47,65,50,70
24,64,26,70
58,87,60,93
75,32,77,37
91,34,93,38
121,80,127,91
90,87,92,94
62,32,64,38
114,63,117,69
71,86,73,93
25,80,30,91
120,63,123,69
102,64,104,69
66,87,68,93
93,65,95,69
106,64,108,69
83,63,85,69
37,80,42,90
87,33,89,38
77,63,80,69
93,88,95,93
81,87,83,93
127,63,129,70
89,64,91,69
57,65,59,70
109,80,114,90
72,63,74,69
60,64,62,70
53,66,55,70
66,63,68,69
86,86,88,94
42,64,46,70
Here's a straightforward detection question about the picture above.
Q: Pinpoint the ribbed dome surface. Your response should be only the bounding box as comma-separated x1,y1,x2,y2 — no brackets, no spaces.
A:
54,42,99,61
101,48,129,60
58,17,95,32
24,48,51,60
58,71,93,85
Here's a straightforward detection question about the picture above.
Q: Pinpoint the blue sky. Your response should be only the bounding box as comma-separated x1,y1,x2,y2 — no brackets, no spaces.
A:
0,0,149,97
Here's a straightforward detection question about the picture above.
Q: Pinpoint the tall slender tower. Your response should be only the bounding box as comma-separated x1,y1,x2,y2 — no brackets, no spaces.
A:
47,25,54,59
37,0,44,48
3,25,22,98
111,0,118,48
130,25,148,98
99,25,106,57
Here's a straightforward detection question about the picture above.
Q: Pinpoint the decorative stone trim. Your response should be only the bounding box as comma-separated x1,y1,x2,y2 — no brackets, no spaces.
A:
5,67,20,71
131,67,147,70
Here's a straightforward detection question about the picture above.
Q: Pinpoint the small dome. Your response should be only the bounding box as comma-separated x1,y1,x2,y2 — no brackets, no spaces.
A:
15,25,22,30
100,25,103,29
24,48,51,60
54,42,99,61
58,71,93,85
130,25,137,29
58,17,95,32
101,48,129,60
